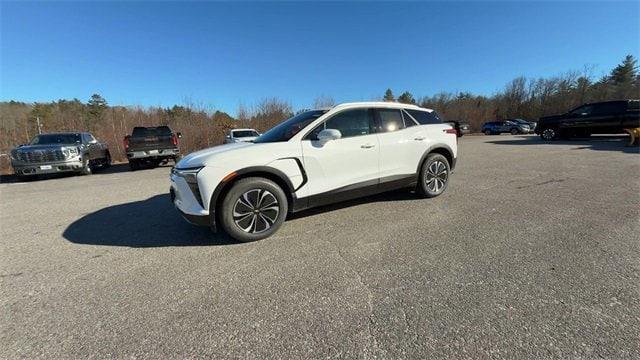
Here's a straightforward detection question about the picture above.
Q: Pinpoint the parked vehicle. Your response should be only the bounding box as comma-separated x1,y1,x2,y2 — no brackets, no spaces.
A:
10,132,110,178
536,100,640,140
482,120,530,135
510,118,537,132
124,126,182,170
171,102,458,242
224,129,260,144
445,121,471,137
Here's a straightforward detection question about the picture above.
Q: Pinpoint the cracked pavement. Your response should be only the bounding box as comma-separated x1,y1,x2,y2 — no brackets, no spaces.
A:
1,135,639,358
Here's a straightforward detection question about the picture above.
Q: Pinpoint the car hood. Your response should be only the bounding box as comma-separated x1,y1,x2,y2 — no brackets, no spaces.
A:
177,142,253,168
14,144,77,151
176,141,299,170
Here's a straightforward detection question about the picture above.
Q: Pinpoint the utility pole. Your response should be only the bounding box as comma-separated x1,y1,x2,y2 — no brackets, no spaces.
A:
37,116,42,134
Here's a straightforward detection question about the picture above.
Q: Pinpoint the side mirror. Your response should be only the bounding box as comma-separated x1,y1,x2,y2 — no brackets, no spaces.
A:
225,135,231,139
177,132,183,138
317,129,342,143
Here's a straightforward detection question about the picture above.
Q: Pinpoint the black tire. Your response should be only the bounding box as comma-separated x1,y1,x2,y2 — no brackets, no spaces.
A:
540,127,557,141
79,159,92,175
128,159,139,171
510,128,519,135
484,129,492,135
417,153,450,198
174,154,183,163
103,152,112,168
219,177,288,242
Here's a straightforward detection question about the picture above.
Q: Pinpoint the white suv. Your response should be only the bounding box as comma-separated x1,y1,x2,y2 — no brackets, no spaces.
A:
171,102,458,242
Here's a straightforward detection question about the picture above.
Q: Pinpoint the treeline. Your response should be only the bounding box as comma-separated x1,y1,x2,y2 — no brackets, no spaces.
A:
1,55,638,172
392,55,639,130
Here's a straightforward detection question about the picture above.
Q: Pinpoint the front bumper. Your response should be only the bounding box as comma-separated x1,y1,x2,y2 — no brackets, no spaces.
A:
170,173,213,228
12,160,84,175
127,148,179,159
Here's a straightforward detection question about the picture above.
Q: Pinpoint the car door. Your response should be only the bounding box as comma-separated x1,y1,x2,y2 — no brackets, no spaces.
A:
589,101,625,133
300,108,380,204
85,133,101,160
375,108,425,180
564,105,595,131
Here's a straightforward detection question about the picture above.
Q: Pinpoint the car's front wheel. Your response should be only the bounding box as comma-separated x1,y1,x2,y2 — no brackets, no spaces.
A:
510,128,519,135
79,159,92,175
220,177,288,242
417,153,450,198
541,128,557,141
484,129,492,135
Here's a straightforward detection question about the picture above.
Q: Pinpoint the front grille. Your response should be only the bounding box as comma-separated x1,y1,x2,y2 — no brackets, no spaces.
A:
16,149,65,163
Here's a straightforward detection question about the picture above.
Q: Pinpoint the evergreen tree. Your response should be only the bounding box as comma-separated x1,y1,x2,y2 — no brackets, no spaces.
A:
383,88,395,102
397,91,416,104
608,55,639,98
86,93,107,128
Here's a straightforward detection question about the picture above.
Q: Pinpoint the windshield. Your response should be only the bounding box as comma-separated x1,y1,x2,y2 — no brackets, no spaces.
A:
254,110,327,143
30,134,81,145
233,130,259,138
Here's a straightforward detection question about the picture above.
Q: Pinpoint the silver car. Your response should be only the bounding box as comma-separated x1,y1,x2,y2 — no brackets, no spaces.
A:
10,132,111,178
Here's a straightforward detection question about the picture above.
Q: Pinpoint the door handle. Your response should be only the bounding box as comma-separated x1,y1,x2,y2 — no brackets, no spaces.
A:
361,143,376,149
414,136,426,141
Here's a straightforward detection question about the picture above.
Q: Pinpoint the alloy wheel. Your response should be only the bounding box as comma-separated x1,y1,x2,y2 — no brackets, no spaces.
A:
233,189,280,234
542,128,556,140
425,160,448,193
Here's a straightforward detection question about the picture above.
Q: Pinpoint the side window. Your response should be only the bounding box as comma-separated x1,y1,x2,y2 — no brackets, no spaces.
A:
569,105,594,116
377,109,404,132
401,110,417,127
87,134,97,143
406,109,442,125
306,108,372,139
81,134,89,143
592,102,625,115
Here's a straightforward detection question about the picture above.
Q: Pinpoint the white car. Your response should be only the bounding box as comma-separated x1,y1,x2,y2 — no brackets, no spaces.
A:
224,128,260,143
171,102,458,242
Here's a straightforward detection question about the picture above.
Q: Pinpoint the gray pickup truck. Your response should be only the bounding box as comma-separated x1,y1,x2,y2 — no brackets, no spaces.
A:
10,132,111,178
124,126,182,170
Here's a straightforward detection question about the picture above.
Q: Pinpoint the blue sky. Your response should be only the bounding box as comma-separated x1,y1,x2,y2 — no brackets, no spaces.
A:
1,1,638,115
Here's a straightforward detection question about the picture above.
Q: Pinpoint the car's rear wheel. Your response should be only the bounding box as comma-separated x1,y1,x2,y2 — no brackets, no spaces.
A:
220,177,288,242
103,152,111,168
510,128,519,135
128,159,139,171
541,128,557,141
417,153,450,198
484,129,492,135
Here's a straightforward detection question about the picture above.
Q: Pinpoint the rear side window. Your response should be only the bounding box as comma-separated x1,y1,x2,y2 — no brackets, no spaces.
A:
232,130,259,137
401,110,417,127
406,109,442,125
377,109,404,132
592,102,626,115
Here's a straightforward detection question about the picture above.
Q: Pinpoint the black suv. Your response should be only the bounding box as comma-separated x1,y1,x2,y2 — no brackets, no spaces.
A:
536,100,640,140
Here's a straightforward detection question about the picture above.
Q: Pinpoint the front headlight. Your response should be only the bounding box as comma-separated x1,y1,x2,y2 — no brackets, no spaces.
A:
171,167,203,184
172,167,204,206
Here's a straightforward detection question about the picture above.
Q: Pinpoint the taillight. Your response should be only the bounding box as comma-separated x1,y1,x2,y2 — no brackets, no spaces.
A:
123,137,129,150
444,128,458,135
172,134,178,146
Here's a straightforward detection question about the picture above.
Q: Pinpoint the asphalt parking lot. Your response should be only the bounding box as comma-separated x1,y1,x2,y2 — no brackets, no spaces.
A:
1,134,639,359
